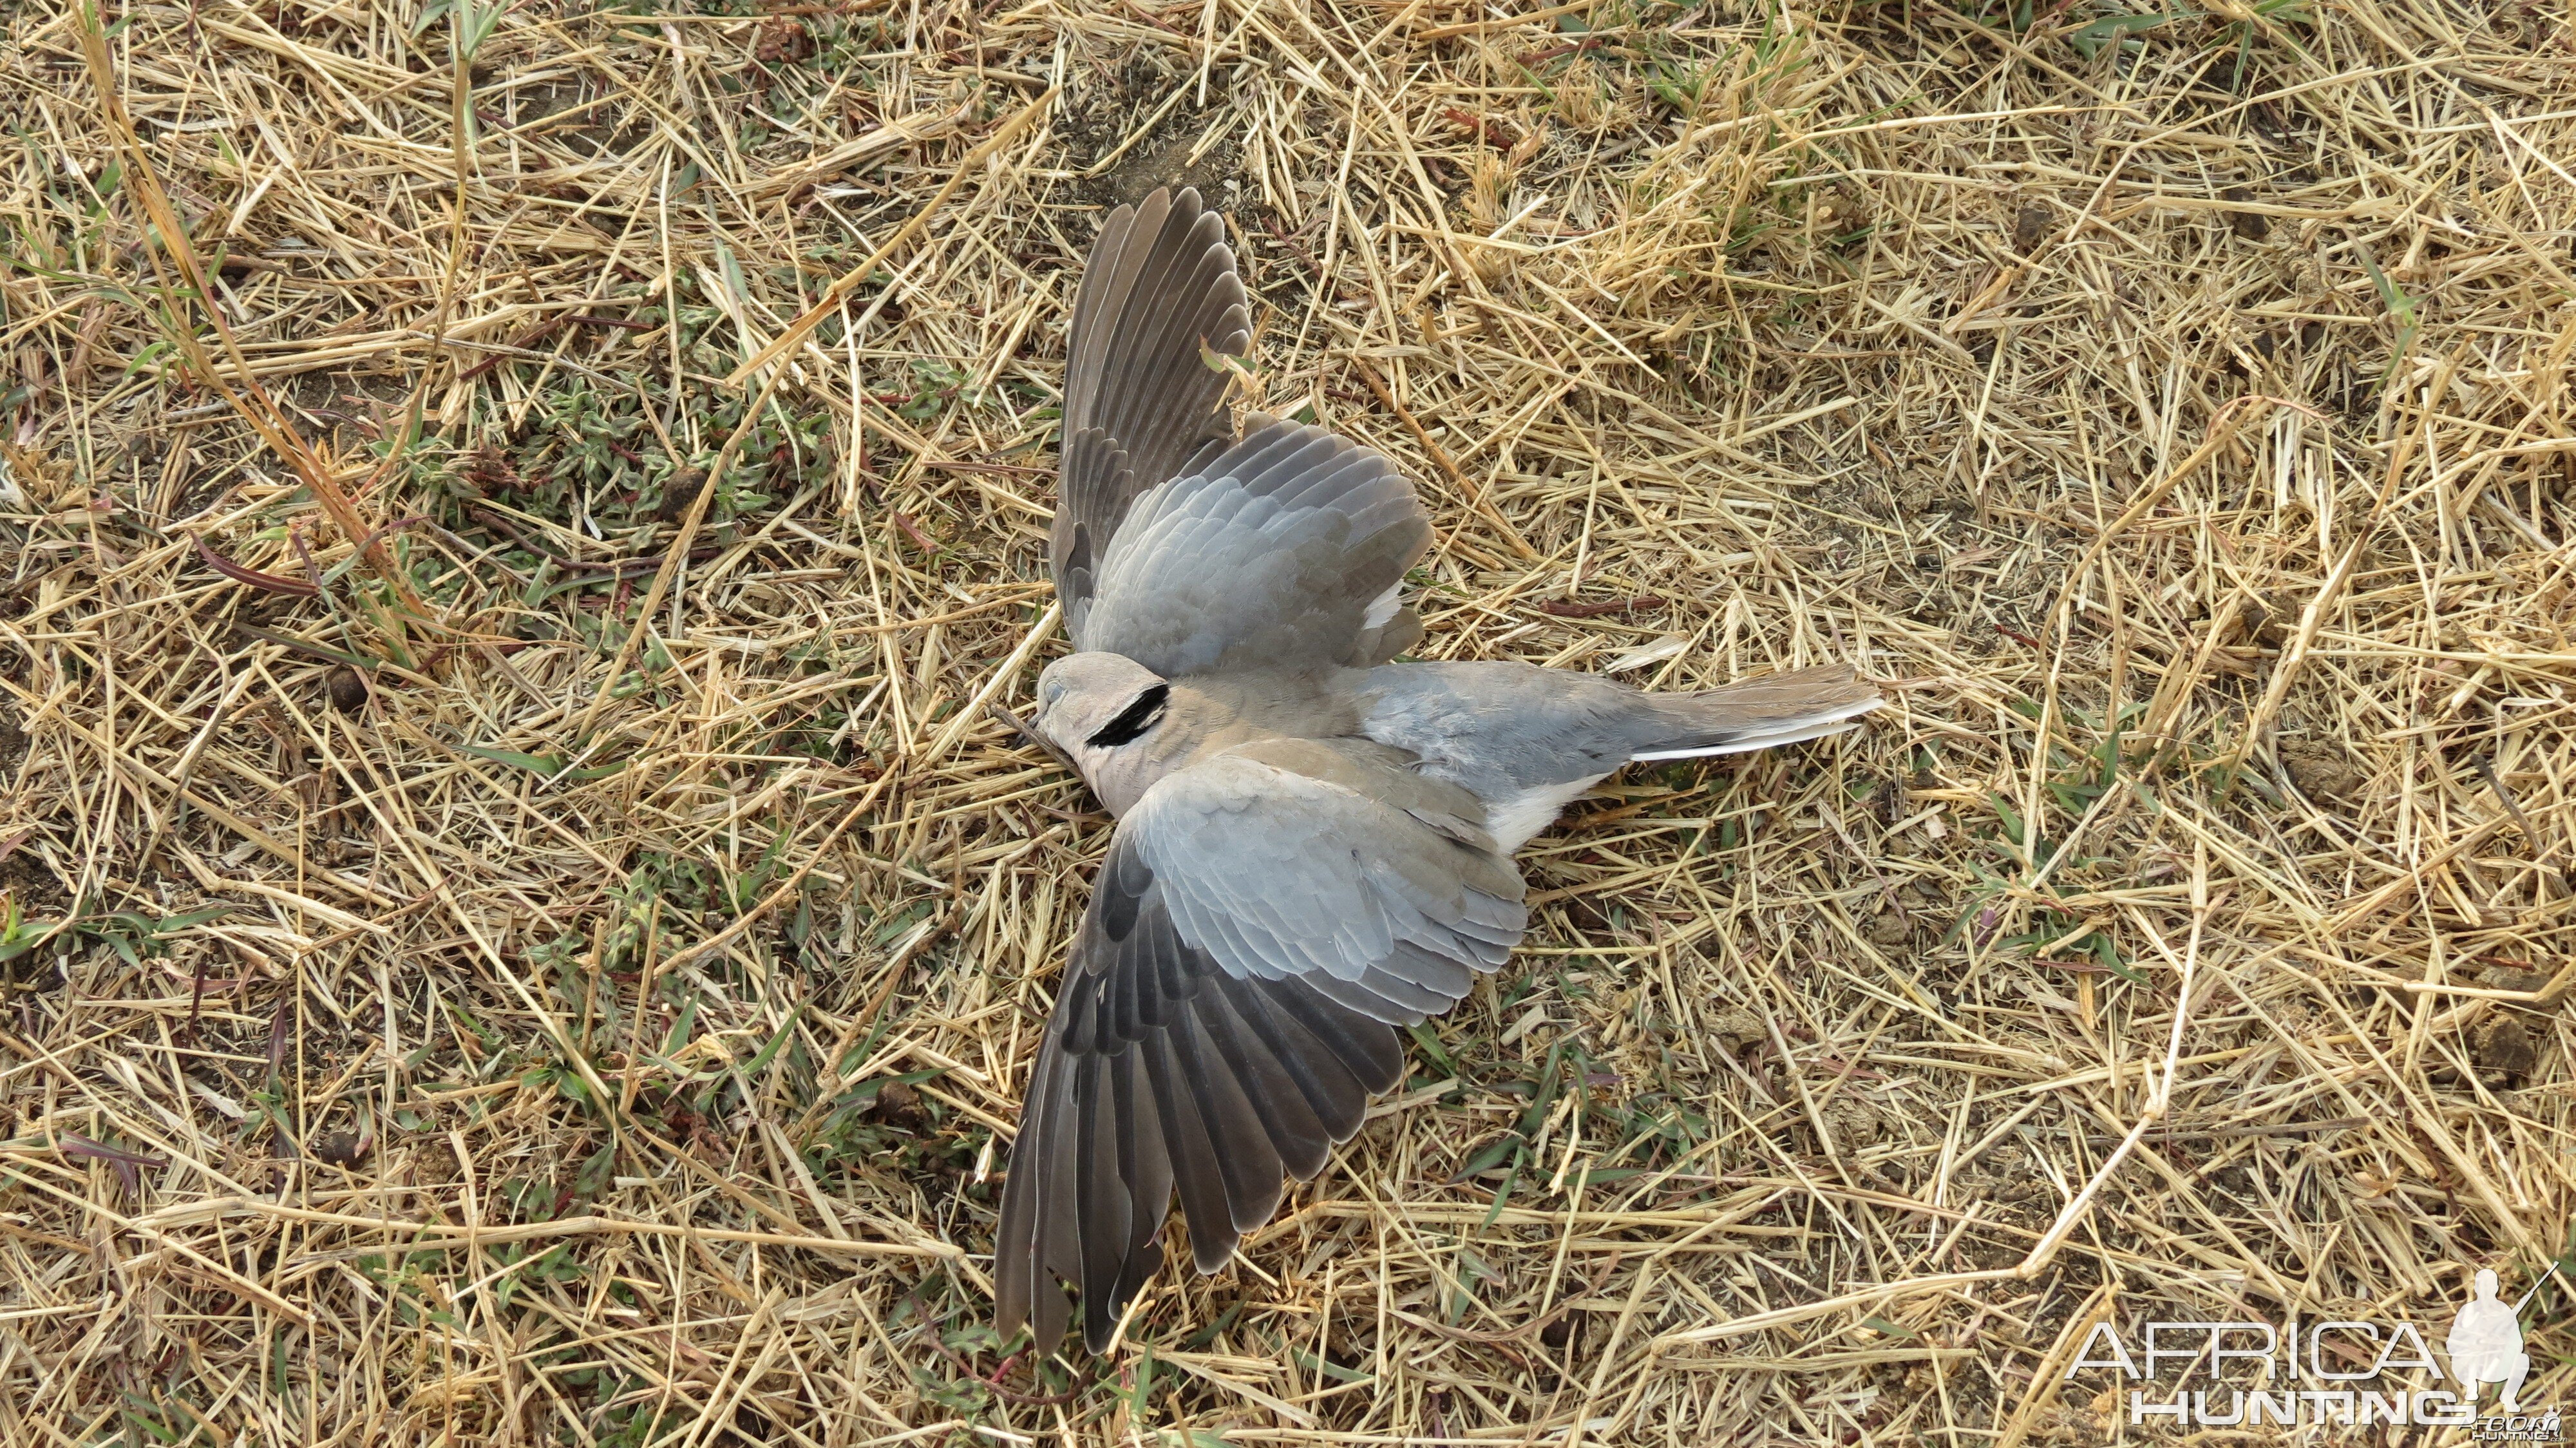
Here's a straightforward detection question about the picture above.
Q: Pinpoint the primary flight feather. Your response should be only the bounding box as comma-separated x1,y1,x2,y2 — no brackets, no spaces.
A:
994,187,1881,1353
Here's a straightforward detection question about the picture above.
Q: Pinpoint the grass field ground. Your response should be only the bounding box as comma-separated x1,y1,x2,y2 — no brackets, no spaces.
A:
3,0,2574,1442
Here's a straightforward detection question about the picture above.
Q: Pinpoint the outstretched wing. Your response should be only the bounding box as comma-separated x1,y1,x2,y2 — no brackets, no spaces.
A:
1054,188,1251,640
1080,419,1434,675
992,739,1526,1353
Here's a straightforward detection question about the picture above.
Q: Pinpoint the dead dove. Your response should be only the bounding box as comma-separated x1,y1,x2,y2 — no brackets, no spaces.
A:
994,187,1882,1353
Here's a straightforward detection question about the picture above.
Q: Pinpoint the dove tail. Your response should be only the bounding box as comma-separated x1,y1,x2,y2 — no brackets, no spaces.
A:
1626,664,1883,761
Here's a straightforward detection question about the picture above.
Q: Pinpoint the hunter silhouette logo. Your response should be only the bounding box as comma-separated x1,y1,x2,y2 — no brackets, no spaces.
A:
2061,1262,2560,1434
2452,1268,2533,1413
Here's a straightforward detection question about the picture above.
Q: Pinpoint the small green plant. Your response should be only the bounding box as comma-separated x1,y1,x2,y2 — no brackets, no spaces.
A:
1945,704,2144,980
2358,246,2421,392
802,1067,951,1176
538,381,643,491
895,1300,1013,1414
0,897,46,964
0,902,234,969
896,357,981,422
1994,895,2139,980
2066,8,2175,58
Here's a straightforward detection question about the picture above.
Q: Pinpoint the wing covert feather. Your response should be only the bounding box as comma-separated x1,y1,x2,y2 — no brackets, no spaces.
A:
1054,189,1251,641
1052,189,1431,672
994,743,1524,1351
1081,421,1432,674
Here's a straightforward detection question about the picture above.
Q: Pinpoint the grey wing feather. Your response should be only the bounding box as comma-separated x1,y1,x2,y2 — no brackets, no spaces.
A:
1054,189,1252,640
1362,661,1882,799
1081,421,1434,674
992,741,1523,1353
1134,738,1522,998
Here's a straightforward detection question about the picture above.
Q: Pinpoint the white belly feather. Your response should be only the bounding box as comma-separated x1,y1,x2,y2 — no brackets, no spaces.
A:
1485,774,1608,853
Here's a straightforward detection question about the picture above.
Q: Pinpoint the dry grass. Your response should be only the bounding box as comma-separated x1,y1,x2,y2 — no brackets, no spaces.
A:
3,0,2574,1442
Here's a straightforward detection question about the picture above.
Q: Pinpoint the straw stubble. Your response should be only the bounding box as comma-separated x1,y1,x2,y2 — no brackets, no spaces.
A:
0,0,2569,1443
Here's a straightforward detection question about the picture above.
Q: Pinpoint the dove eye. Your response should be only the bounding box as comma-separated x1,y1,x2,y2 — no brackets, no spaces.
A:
1086,685,1169,747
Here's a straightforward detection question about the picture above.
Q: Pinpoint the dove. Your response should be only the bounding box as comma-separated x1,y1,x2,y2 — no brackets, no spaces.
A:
992,187,1882,1353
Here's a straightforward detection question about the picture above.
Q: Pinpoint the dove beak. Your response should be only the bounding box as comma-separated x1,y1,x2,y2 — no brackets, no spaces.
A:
990,701,1079,774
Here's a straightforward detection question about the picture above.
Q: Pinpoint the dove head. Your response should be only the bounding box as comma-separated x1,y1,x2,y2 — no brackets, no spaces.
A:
1034,653,1180,814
